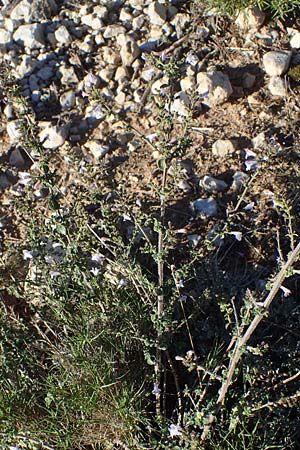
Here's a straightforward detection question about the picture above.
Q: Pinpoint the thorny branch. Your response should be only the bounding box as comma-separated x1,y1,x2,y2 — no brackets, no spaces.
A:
201,240,300,441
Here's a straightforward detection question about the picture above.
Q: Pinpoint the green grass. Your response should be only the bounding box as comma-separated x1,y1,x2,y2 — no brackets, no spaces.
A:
1,24,300,450
202,0,300,17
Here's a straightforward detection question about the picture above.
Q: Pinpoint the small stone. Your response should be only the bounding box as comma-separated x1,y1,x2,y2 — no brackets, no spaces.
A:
54,25,72,45
169,91,190,117
196,71,233,107
14,55,36,78
212,139,235,158
151,76,169,95
236,6,265,30
268,76,287,97
0,173,11,189
103,25,126,39
81,14,103,30
99,67,115,83
87,141,110,159
3,104,14,120
58,63,79,85
147,2,167,26
93,5,108,20
13,23,45,49
59,90,76,110
102,47,121,65
200,176,228,193
232,171,249,189
10,0,57,22
39,125,69,149
170,13,190,38
9,148,25,167
263,50,292,76
252,132,267,149
180,76,195,91
178,180,192,192
117,34,140,67
133,15,145,31
193,197,218,218
7,120,24,143
0,29,12,48
290,32,300,49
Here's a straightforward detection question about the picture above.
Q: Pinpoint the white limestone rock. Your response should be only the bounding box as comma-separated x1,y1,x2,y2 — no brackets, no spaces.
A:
197,71,233,107
60,91,76,110
290,33,300,49
54,25,72,46
212,139,235,158
268,76,287,97
263,50,292,76
13,23,45,49
7,120,24,143
117,34,140,67
147,2,167,26
39,125,69,150
10,0,57,22
236,7,265,30
200,176,228,193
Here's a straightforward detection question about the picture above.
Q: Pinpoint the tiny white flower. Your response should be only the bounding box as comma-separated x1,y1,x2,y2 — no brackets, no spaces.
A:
176,280,184,289
146,133,158,143
280,285,291,297
18,172,32,186
169,424,183,438
23,249,34,260
122,213,132,222
118,278,128,289
229,231,243,241
91,253,104,264
50,271,61,279
44,255,55,264
90,267,101,276
152,383,161,395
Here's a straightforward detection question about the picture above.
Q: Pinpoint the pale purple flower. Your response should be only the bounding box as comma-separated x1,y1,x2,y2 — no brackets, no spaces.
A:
92,105,104,120
50,271,61,279
45,255,55,264
90,267,101,276
169,424,183,438
243,202,255,211
245,159,259,171
180,295,187,302
280,285,291,297
23,249,34,260
84,73,98,89
244,148,257,159
229,231,242,241
152,383,161,395
185,53,199,66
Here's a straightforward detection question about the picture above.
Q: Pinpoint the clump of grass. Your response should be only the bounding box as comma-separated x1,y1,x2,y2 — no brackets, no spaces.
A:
202,0,299,17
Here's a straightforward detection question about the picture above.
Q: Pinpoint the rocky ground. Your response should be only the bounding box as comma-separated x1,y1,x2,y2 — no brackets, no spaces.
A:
1,0,300,448
0,1,300,248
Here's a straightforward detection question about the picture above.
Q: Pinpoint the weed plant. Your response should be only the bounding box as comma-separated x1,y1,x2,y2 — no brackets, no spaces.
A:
0,43,300,450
